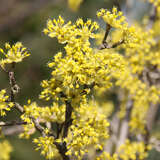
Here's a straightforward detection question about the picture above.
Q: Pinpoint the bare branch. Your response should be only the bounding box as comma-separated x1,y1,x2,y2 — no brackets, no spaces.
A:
2,125,24,136
111,39,124,48
0,120,27,126
116,99,133,150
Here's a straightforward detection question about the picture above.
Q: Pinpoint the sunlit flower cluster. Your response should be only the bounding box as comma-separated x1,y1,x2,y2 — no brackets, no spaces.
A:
40,16,125,105
33,136,60,159
43,16,98,45
0,42,30,69
65,102,110,159
19,123,35,139
124,24,155,74
21,101,65,124
97,8,127,29
97,7,143,48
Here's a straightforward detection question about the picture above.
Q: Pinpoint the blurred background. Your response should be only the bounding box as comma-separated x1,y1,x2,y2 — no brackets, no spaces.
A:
0,0,159,159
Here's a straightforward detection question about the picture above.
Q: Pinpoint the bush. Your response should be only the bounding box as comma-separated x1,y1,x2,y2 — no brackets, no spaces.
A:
0,0,160,160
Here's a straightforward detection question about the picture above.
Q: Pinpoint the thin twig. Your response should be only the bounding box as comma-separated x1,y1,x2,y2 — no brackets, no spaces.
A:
100,24,111,50
100,24,124,50
2,125,24,136
111,39,124,48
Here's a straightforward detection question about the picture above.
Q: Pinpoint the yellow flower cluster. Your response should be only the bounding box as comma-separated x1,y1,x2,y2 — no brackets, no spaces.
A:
0,140,13,160
97,8,127,29
20,101,65,138
118,140,151,160
40,16,125,104
113,59,160,133
21,101,65,124
43,16,98,45
96,140,151,160
97,13,160,133
0,42,30,69
97,8,142,48
124,24,155,74
104,10,160,133
21,101,113,159
19,123,35,139
40,50,124,103
65,104,109,160
64,102,109,159
33,136,60,159
0,89,14,116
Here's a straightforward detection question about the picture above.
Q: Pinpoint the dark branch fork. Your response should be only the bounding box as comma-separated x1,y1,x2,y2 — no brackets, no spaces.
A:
100,1,124,50
100,24,124,50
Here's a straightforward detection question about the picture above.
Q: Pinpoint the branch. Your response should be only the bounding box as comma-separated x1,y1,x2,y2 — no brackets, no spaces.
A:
0,120,27,126
100,24,111,50
99,24,124,50
14,102,70,159
55,122,63,139
116,98,133,151
146,103,159,132
32,118,46,137
59,92,74,139
63,100,73,138
54,142,69,160
8,63,20,102
6,64,51,137
110,39,124,48
1,125,24,136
